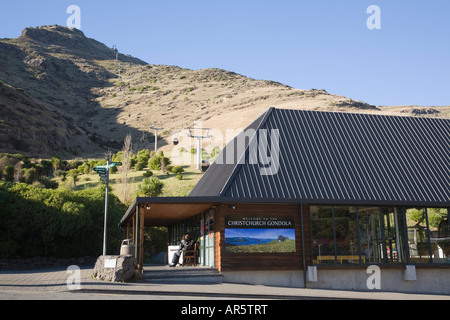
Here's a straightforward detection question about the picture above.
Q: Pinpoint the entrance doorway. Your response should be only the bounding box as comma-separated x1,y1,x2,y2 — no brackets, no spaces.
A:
199,209,215,267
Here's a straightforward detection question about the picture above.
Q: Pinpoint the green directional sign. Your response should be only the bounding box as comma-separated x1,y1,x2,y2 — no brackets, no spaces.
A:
108,162,122,168
94,165,109,183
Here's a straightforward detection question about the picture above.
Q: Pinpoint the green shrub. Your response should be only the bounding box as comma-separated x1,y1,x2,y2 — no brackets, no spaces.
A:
134,161,145,171
143,170,153,178
137,177,164,197
148,152,171,171
37,177,59,189
0,182,126,258
137,149,151,164
171,166,184,174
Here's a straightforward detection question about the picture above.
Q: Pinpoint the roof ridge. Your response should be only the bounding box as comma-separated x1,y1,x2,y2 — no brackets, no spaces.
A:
218,107,275,197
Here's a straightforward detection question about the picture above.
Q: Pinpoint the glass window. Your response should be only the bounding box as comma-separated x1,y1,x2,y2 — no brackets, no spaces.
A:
357,207,383,264
406,208,450,264
406,208,432,263
310,206,335,264
311,205,449,265
380,207,408,263
434,208,450,264
334,206,359,264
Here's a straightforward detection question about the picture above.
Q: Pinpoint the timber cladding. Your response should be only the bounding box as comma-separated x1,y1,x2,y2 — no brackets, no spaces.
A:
214,204,310,272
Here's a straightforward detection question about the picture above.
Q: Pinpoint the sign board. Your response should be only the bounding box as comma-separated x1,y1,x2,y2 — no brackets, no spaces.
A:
168,246,183,265
225,216,296,254
104,258,117,269
226,216,294,229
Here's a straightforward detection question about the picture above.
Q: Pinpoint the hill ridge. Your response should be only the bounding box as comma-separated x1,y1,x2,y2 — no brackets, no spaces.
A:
0,25,448,158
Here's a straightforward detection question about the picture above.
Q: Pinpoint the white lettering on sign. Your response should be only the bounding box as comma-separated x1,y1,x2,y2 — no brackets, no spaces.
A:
227,220,292,227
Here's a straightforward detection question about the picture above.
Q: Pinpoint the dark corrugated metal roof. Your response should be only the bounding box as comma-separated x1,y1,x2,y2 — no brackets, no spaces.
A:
190,108,450,206
188,108,271,197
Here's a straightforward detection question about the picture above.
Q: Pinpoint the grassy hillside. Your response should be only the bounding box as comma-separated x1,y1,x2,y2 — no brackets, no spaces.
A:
1,25,447,159
61,167,203,199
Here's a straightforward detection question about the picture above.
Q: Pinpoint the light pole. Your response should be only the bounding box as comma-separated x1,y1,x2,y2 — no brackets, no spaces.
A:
103,153,110,256
187,122,211,171
150,123,164,153
93,154,122,256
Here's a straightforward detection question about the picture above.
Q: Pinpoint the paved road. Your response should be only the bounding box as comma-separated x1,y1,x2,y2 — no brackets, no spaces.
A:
1,266,449,300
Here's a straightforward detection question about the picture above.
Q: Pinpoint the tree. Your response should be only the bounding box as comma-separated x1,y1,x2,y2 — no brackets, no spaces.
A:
118,133,135,206
137,149,151,165
137,177,164,197
40,160,53,177
23,167,37,184
77,162,90,174
14,162,22,182
148,151,171,171
2,165,14,181
67,169,79,187
51,157,60,172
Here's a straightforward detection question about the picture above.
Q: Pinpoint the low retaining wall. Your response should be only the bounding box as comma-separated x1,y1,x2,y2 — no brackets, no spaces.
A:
308,267,450,295
0,256,96,270
223,270,304,288
223,267,450,295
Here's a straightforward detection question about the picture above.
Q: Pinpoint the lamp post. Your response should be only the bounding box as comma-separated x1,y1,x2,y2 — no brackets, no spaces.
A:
150,123,164,153
93,155,122,256
103,154,110,256
186,122,211,171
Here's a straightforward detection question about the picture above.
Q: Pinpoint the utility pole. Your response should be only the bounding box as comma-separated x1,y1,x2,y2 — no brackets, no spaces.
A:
112,45,118,61
187,121,211,171
150,123,164,153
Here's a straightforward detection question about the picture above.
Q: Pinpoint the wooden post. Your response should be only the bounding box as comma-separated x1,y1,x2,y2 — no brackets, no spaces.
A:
132,216,135,245
134,206,138,260
139,206,145,271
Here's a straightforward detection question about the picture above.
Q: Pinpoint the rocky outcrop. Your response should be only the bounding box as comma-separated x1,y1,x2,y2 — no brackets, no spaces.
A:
92,255,141,282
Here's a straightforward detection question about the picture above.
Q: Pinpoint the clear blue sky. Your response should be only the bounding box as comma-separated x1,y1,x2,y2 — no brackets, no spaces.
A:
1,0,449,107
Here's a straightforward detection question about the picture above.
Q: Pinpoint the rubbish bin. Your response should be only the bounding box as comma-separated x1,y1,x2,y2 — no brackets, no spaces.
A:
120,239,135,256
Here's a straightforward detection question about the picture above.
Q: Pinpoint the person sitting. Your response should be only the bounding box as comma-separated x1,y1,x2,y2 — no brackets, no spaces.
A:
170,233,194,267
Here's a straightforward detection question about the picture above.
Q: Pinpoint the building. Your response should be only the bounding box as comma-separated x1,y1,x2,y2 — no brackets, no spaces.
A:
119,107,450,294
